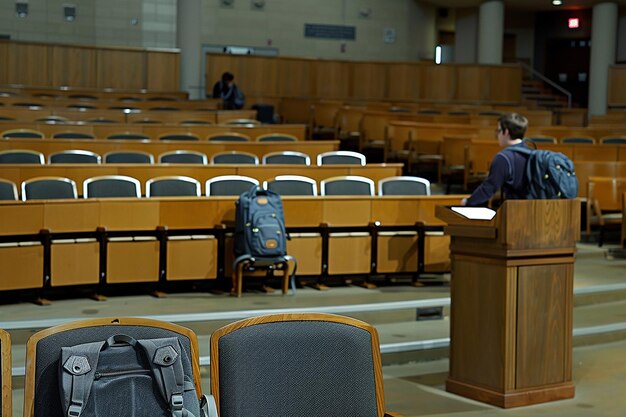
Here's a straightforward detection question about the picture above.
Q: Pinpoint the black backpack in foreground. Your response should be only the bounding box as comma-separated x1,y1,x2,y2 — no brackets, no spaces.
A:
234,186,287,258
505,143,578,199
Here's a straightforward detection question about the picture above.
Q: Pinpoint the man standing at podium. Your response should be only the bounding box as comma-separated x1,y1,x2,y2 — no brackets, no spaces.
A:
463,113,531,206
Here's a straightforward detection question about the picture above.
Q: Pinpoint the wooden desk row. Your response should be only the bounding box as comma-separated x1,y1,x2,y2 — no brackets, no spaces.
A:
0,108,256,125
0,138,336,161
0,85,189,101
385,121,626,154
0,96,221,111
0,163,401,195
0,121,307,140
463,141,626,197
0,196,464,293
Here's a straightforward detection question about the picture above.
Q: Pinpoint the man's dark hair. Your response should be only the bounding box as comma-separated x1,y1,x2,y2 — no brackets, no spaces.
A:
498,112,528,139
221,72,234,82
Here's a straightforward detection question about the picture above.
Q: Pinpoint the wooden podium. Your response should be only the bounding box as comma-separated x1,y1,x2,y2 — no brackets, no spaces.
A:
436,200,579,408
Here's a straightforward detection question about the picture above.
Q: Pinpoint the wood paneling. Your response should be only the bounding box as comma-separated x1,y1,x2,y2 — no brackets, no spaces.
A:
316,61,351,99
147,51,180,92
351,63,387,99
456,66,488,103
51,45,98,88
97,49,145,90
8,43,51,86
0,40,180,91
422,65,456,102
516,263,570,388
278,58,315,97
488,66,522,104
205,54,522,104
608,65,626,107
0,246,44,290
386,64,421,101
51,242,100,286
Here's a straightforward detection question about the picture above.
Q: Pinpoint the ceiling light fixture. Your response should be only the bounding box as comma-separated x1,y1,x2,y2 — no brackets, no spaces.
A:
552,0,563,5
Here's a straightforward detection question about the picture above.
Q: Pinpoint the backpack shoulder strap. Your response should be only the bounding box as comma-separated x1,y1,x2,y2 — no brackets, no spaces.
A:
137,337,196,417
60,340,106,417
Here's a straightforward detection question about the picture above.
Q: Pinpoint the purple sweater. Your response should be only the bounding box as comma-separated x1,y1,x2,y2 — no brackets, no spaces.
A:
465,143,530,206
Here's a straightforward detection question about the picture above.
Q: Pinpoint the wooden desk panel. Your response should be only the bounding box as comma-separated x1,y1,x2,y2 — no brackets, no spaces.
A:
44,200,100,232
282,198,324,226
323,197,372,226
0,202,44,235
159,198,224,228
98,199,160,230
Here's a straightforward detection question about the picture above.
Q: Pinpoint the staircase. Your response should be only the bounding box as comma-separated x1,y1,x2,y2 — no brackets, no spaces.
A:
522,78,570,110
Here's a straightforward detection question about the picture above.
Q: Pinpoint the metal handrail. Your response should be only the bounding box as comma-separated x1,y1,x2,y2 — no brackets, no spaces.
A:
518,61,572,108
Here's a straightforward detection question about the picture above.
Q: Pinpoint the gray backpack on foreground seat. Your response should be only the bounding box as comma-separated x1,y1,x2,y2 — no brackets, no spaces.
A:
59,334,203,417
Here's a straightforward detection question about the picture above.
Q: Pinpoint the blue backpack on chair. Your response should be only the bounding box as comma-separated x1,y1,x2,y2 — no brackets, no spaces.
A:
234,186,287,258
233,186,296,296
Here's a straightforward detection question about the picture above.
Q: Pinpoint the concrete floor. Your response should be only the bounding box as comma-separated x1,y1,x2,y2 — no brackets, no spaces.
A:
4,242,626,416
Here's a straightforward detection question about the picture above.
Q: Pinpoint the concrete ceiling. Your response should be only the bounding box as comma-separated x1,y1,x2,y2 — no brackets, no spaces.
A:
423,0,624,11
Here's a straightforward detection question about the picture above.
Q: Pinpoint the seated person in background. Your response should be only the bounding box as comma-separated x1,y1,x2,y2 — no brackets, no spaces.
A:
212,71,245,110
463,112,531,206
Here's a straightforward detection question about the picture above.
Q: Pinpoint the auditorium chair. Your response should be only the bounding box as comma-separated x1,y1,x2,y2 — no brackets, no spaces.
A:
146,176,201,197
586,177,625,246
207,132,250,142
48,150,101,164
317,150,366,166
0,329,11,416
106,132,150,140
180,120,213,126
1,128,45,139
104,150,154,164
83,175,141,198
84,117,121,124
131,118,163,124
320,176,375,196
600,136,626,145
158,150,208,164
0,178,18,200
256,133,298,142
148,106,180,112
209,313,402,417
223,118,260,126
158,132,200,141
263,175,318,196
378,176,431,196
526,136,557,144
34,116,69,124
309,101,341,139
23,317,204,417
0,149,45,164
68,94,98,100
51,131,96,140
417,109,441,115
66,103,97,110
22,177,78,200
262,151,310,165
211,151,259,165
206,175,259,196
561,136,595,144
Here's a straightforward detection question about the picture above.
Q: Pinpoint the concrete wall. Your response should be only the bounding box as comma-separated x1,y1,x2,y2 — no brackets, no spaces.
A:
0,0,436,62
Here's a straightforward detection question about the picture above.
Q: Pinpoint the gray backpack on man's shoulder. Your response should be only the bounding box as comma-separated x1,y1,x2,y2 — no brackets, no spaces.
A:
59,334,205,417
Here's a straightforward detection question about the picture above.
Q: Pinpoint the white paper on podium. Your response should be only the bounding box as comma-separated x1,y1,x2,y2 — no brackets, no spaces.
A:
451,206,497,220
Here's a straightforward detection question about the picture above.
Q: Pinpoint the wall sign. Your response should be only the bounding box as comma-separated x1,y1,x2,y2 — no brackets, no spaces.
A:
304,24,356,40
